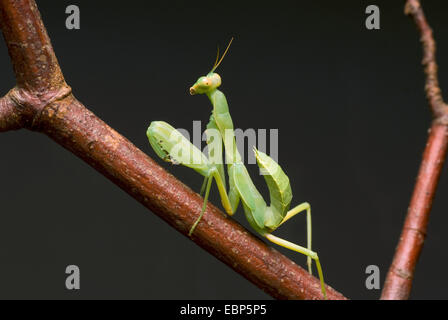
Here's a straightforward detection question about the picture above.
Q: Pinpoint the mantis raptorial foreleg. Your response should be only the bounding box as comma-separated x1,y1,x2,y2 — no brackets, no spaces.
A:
265,233,325,297
280,202,313,274
199,116,222,198
204,115,240,215
146,121,234,234
190,166,240,235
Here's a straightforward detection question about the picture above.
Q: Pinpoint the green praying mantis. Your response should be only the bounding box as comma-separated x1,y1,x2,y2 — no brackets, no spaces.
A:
146,39,326,298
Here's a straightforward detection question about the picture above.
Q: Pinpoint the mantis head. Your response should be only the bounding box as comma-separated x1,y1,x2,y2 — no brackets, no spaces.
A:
189,73,221,95
189,37,233,96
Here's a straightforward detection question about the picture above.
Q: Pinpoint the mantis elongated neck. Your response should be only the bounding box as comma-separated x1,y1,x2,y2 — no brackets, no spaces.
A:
206,89,242,165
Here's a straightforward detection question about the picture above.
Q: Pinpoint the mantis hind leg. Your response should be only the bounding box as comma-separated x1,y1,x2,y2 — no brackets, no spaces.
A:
189,175,213,236
280,202,313,274
265,233,326,299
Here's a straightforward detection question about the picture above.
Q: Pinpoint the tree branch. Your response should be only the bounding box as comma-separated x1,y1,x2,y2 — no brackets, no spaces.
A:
381,0,448,300
0,0,65,93
0,0,346,300
0,92,21,131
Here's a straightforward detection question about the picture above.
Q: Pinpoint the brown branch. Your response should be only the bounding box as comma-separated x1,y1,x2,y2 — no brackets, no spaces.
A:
0,92,22,131
0,0,65,93
381,0,448,300
0,0,346,300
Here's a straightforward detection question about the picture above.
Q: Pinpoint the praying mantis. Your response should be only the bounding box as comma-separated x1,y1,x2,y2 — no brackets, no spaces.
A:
146,39,326,298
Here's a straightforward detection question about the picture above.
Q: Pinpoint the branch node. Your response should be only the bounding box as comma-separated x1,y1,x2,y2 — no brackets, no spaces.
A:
8,84,72,129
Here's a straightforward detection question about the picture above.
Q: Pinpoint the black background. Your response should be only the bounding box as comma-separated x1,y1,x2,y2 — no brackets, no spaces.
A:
0,0,447,299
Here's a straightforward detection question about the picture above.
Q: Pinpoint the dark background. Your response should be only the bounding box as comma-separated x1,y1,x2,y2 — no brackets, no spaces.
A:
0,0,447,299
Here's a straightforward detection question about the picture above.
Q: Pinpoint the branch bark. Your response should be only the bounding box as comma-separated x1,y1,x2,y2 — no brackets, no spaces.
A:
381,0,448,300
0,0,346,300
0,92,22,131
0,0,65,93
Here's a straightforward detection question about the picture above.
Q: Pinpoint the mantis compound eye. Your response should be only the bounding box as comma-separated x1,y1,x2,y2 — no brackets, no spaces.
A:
209,73,221,87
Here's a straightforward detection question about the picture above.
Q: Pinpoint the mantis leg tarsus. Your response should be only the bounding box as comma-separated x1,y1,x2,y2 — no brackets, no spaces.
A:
281,202,313,275
189,175,213,236
265,233,326,299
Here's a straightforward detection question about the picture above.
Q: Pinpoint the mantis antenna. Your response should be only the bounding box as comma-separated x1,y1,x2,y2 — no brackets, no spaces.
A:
211,37,234,73
212,46,220,71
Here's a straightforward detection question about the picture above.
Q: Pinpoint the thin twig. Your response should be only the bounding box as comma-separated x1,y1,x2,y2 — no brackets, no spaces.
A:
381,0,448,300
0,0,346,300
